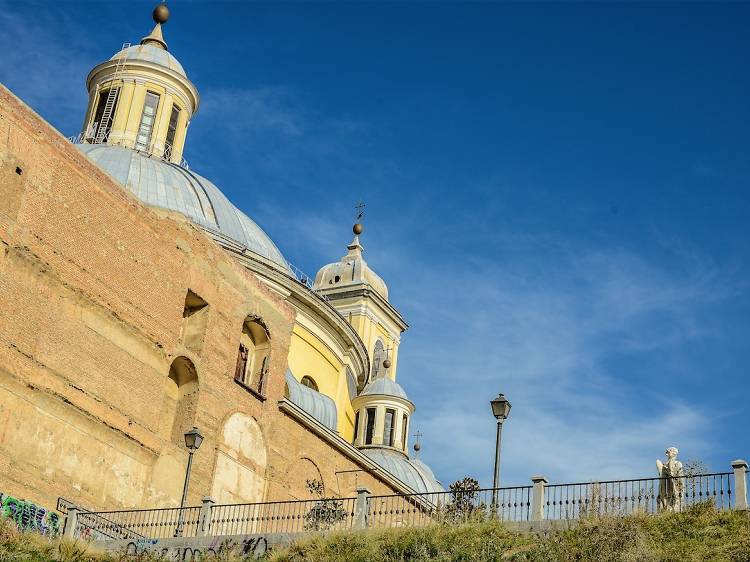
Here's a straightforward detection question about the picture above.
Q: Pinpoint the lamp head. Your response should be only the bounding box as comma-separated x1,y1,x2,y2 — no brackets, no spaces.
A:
184,427,204,451
490,393,511,420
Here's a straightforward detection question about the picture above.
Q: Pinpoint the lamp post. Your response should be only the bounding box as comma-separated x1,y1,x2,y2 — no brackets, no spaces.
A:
490,394,511,515
175,426,204,536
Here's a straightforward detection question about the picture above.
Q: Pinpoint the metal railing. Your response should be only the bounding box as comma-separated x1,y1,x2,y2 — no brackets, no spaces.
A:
75,506,201,539
544,472,733,520
210,497,357,535
60,462,749,541
367,486,532,529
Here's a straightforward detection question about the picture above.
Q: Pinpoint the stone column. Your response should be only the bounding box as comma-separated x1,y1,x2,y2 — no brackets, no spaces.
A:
197,496,215,536
530,476,548,521
62,507,78,539
354,487,370,529
731,459,748,511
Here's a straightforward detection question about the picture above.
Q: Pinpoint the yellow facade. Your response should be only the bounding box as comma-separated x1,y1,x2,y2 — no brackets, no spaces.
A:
286,324,357,440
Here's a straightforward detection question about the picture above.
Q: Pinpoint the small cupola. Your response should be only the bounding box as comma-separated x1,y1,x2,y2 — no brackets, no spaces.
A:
80,3,199,164
351,376,414,453
313,222,389,300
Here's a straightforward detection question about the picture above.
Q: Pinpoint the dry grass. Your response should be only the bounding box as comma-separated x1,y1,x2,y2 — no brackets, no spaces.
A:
269,503,750,562
3,503,749,562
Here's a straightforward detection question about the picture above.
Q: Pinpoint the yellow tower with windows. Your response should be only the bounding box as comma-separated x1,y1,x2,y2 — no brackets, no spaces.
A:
80,4,199,164
313,222,408,386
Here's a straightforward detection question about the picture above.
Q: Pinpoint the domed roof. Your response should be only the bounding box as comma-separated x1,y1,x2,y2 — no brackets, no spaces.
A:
78,144,289,271
362,448,444,495
285,371,337,431
313,233,389,300
111,43,186,77
360,377,409,400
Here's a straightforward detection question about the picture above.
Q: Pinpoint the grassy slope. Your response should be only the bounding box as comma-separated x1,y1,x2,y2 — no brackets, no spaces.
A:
2,504,749,562
270,504,750,562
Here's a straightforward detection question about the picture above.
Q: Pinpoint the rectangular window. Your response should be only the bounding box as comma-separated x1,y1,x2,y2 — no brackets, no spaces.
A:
234,343,248,383
353,411,360,444
364,407,376,445
401,413,408,450
90,88,119,142
135,92,160,152
384,408,396,447
164,104,180,157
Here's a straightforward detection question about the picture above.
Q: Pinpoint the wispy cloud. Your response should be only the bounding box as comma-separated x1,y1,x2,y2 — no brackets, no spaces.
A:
0,4,96,132
398,240,735,486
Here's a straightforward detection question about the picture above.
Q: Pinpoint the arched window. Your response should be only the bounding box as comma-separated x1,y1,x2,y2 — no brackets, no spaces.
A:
163,356,199,446
234,317,271,396
370,340,385,380
401,413,409,450
301,376,319,391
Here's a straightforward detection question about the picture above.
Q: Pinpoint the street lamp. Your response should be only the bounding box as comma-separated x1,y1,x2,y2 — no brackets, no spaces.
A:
175,426,203,536
490,394,511,514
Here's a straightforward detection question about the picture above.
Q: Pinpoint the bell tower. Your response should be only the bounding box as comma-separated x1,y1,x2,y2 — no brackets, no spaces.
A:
313,221,408,387
80,3,199,164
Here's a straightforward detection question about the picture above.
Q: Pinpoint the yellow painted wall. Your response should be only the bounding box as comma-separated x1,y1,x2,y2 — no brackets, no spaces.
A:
286,324,356,440
84,72,191,162
349,313,400,380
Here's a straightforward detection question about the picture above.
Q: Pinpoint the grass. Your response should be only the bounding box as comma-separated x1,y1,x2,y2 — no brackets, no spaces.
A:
2,504,749,562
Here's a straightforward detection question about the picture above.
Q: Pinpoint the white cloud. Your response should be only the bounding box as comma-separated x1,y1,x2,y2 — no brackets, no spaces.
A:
393,238,734,487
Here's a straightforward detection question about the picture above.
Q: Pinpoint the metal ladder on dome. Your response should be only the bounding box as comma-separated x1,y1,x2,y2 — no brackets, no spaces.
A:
93,42,131,144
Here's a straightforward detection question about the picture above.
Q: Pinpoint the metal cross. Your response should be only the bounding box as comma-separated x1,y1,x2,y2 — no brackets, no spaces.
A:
413,430,422,444
355,201,366,221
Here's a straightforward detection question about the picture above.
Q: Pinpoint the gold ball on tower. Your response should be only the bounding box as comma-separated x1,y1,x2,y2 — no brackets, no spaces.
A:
382,358,392,369
153,3,170,24
353,223,364,235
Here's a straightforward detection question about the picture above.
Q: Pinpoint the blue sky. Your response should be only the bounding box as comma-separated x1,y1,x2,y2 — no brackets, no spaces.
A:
1,1,748,489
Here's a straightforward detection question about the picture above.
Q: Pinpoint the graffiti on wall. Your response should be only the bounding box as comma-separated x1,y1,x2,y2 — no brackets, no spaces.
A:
0,492,61,536
119,535,270,560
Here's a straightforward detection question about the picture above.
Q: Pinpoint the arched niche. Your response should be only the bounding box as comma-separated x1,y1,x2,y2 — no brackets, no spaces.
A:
283,457,325,500
234,316,271,395
211,412,267,504
163,356,199,446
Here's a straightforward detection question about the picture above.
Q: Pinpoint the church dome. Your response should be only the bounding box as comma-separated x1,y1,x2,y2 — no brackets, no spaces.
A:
362,449,444,494
313,231,389,300
110,44,186,77
360,377,409,401
78,144,289,272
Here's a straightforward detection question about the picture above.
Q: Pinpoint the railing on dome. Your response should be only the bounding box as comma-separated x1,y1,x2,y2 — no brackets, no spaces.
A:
66,133,190,171
287,262,331,303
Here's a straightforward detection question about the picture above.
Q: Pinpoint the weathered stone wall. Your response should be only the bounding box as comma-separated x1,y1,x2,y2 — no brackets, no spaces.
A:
0,85,395,513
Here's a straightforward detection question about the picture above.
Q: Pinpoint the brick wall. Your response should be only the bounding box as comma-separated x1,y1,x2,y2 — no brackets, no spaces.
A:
0,85,396,512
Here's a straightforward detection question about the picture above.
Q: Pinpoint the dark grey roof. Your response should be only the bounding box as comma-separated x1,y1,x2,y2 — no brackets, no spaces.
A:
360,377,409,400
111,44,186,76
285,371,338,431
78,144,289,271
362,448,444,494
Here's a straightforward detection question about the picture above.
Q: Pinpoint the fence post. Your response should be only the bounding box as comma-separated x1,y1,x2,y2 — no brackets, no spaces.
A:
731,459,748,511
354,487,370,529
530,476,548,521
62,507,78,539
197,496,215,536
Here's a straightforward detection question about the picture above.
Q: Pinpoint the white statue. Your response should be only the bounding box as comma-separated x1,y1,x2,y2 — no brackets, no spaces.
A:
656,446,684,512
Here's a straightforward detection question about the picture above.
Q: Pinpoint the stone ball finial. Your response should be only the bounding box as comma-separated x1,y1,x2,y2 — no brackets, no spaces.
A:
153,3,170,24
353,223,363,235
382,358,392,369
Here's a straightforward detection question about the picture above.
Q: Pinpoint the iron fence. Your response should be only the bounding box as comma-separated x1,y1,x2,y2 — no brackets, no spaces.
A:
544,472,733,520
209,496,357,535
367,486,532,529
75,506,202,539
